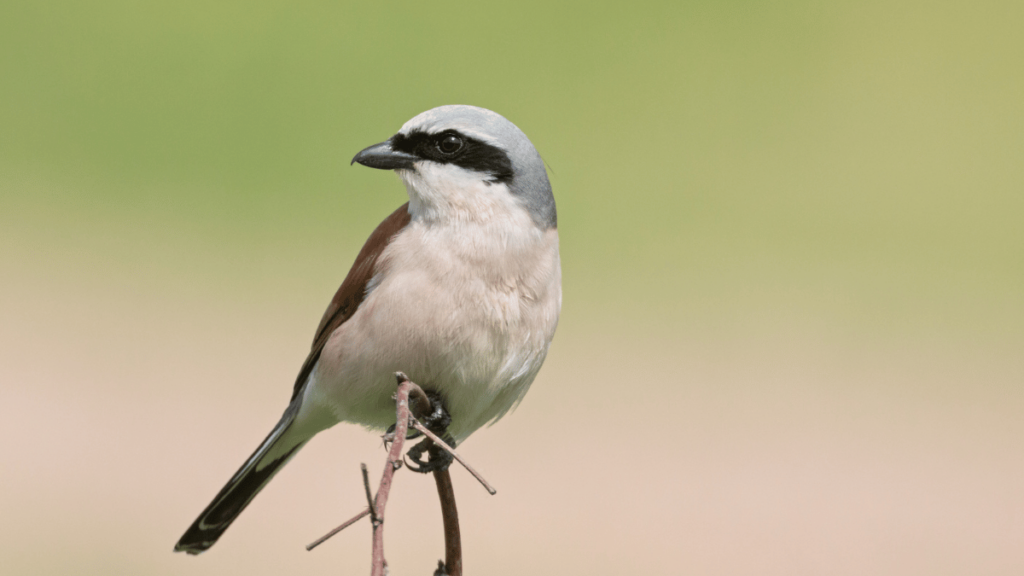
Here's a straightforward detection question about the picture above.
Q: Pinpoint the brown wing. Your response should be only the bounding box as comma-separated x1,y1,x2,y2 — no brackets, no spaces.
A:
289,202,412,401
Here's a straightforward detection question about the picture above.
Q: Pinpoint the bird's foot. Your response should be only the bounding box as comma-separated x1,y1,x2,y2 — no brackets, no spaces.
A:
405,436,455,473
404,391,455,473
383,390,451,442
417,390,452,436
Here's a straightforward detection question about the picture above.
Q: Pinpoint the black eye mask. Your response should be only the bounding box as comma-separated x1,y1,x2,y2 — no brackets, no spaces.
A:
390,129,514,185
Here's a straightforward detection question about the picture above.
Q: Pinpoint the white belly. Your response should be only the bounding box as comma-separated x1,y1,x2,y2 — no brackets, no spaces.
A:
310,218,561,442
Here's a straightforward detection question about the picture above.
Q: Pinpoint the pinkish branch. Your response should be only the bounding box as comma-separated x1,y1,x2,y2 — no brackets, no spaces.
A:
307,372,486,576
305,508,369,552
367,372,418,576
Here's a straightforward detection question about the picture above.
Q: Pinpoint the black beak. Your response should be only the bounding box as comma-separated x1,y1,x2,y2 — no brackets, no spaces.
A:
351,140,417,170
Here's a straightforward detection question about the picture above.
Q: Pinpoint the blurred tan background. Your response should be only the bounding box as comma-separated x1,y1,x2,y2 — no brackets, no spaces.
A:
2,1,1022,574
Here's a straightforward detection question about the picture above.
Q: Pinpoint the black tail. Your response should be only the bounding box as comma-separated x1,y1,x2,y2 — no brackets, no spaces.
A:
175,408,308,554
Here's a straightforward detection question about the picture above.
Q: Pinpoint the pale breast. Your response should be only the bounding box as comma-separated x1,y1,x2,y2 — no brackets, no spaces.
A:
315,217,561,441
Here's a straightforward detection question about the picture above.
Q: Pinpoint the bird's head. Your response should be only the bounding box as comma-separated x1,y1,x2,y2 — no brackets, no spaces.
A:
352,105,555,229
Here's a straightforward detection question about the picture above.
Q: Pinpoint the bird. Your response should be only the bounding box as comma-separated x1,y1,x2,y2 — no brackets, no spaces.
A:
174,105,561,554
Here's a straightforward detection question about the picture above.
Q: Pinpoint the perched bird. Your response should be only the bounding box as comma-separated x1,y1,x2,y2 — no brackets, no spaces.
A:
174,105,561,554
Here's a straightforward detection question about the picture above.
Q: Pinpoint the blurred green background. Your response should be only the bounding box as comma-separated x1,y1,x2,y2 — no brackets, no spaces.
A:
2,1,1021,575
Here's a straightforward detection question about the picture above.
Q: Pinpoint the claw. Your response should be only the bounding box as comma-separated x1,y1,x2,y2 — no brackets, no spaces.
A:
384,422,421,443
405,437,454,473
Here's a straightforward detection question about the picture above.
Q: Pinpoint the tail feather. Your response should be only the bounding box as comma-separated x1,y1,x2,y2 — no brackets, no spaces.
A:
174,409,308,554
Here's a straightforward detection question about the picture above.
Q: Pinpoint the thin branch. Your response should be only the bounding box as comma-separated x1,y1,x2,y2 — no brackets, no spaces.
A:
406,380,432,420
411,419,497,495
434,469,462,576
305,508,370,551
367,372,416,576
361,463,379,525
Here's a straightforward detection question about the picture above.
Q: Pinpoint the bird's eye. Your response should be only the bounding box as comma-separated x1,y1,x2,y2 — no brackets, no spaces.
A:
437,135,463,154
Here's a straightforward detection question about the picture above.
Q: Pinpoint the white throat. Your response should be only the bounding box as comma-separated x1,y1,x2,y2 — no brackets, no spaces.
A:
399,163,524,226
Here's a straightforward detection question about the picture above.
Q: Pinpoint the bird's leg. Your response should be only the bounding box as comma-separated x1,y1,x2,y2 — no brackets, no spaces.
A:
405,391,455,473
419,391,452,435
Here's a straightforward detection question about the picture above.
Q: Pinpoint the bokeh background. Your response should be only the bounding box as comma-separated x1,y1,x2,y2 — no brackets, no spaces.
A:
2,1,1022,574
